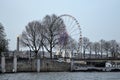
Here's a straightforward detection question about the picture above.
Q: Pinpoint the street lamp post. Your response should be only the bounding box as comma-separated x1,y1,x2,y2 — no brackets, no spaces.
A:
17,35,19,52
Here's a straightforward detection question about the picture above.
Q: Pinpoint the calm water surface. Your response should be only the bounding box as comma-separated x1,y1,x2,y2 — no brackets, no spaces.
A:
0,72,120,80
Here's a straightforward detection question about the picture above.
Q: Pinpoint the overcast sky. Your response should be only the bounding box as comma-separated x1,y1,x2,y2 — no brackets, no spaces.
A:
0,0,120,50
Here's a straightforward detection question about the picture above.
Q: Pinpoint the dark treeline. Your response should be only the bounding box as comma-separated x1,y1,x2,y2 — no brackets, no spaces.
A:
0,23,9,56
82,37,120,59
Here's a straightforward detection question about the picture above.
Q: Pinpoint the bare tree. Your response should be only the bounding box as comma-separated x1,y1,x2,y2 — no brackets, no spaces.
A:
87,42,93,59
0,23,9,56
99,39,105,58
117,43,120,57
82,37,90,59
104,41,110,58
20,21,43,58
93,42,100,58
109,40,118,58
42,14,66,59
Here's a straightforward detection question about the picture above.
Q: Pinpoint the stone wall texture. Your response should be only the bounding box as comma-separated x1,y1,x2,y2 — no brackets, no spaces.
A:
0,58,70,73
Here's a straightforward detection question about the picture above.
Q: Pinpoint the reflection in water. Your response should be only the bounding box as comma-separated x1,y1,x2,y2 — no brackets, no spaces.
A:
0,72,120,80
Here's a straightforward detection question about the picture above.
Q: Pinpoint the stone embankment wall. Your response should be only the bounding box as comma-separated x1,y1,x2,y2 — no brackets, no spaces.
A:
41,59,70,72
0,57,70,73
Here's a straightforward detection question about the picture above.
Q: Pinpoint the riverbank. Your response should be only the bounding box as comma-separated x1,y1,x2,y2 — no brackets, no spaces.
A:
72,69,120,72
0,58,70,73
1,57,120,73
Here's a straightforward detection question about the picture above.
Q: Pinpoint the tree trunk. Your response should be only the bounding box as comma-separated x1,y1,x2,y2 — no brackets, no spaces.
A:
50,44,52,59
89,50,91,59
42,46,44,58
35,50,38,59
106,51,108,58
95,51,97,59
83,49,85,59
101,52,103,59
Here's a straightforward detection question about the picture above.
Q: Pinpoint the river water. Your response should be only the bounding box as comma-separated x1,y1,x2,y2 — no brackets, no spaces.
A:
0,72,120,80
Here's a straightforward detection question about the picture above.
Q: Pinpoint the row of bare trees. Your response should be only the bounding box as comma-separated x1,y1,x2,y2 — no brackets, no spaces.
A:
20,14,68,59
20,14,120,59
82,37,120,59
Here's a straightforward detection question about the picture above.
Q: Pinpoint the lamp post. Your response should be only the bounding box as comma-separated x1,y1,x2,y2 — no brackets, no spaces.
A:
17,35,19,52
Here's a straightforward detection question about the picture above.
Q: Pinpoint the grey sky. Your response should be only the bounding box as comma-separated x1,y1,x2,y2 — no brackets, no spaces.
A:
0,0,120,50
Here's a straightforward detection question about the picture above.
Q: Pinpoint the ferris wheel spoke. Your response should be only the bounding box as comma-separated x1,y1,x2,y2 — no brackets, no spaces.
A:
66,22,76,33
69,27,80,35
70,32,80,37
66,17,71,27
63,17,67,24
67,21,76,31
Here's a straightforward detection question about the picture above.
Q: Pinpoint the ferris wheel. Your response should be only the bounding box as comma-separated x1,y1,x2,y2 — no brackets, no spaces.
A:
53,14,82,57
